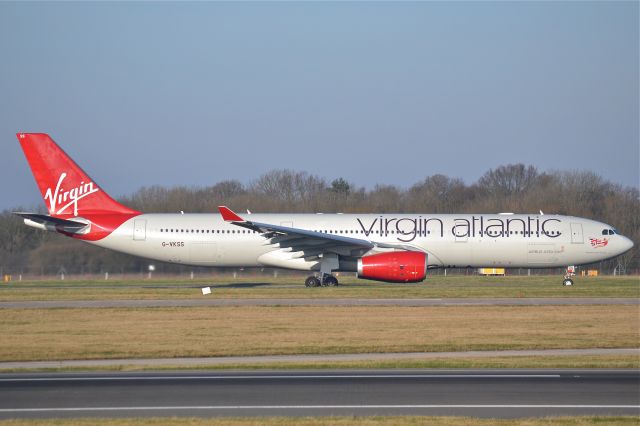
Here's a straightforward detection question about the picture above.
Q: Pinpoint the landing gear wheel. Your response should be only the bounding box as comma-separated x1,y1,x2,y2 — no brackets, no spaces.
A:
323,275,339,287
305,276,321,288
562,266,576,287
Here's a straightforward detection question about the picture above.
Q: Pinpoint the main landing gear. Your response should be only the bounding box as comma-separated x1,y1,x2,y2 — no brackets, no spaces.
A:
304,274,339,287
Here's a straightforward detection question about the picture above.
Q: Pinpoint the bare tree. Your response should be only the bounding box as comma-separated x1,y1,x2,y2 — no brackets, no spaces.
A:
479,164,540,196
407,174,468,213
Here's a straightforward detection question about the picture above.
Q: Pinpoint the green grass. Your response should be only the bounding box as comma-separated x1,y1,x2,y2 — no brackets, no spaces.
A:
0,275,637,301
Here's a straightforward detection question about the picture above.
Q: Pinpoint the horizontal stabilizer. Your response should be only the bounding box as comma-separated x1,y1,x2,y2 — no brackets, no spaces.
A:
14,212,90,234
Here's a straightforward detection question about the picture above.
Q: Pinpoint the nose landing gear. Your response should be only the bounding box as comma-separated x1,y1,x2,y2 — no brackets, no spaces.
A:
563,266,575,286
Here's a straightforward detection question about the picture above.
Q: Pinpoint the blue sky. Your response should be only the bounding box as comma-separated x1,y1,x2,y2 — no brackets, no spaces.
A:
1,1,638,211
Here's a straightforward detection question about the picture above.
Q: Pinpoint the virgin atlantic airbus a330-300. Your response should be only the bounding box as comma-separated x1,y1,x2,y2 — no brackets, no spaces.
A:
15,133,633,286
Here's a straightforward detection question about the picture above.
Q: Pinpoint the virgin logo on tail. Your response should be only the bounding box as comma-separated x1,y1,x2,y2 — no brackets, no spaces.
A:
44,173,99,216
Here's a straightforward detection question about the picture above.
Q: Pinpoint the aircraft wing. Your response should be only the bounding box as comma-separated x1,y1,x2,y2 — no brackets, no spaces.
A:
218,206,375,258
14,212,90,234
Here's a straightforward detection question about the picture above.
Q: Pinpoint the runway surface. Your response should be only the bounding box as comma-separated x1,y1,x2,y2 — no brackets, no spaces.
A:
1,297,637,309
1,348,638,370
0,370,638,419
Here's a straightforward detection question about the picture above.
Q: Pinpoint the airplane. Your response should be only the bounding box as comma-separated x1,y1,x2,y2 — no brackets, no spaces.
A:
14,133,634,287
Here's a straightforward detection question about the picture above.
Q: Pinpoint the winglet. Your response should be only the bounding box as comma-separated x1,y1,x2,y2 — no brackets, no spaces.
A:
218,206,245,222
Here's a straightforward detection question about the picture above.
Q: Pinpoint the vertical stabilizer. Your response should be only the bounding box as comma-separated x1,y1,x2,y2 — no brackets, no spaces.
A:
17,133,139,218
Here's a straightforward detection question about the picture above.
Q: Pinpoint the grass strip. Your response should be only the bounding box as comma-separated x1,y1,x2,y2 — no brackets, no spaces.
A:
0,306,636,362
2,355,638,373
0,276,637,301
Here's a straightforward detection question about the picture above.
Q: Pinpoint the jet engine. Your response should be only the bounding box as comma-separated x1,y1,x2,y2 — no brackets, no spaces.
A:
357,251,427,283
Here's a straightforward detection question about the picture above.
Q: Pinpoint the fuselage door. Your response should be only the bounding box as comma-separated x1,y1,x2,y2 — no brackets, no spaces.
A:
453,219,468,242
570,222,583,244
133,219,146,241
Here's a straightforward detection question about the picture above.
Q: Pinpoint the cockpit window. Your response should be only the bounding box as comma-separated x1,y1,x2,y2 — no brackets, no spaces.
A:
602,229,617,235
602,229,609,235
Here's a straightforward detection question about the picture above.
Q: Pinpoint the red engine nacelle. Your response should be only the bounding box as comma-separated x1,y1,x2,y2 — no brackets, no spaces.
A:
357,251,427,283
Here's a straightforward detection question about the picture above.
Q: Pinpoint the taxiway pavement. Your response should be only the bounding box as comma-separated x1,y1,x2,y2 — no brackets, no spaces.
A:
0,370,637,419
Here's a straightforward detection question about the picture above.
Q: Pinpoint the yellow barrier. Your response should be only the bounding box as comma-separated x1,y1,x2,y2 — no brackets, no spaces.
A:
478,268,505,276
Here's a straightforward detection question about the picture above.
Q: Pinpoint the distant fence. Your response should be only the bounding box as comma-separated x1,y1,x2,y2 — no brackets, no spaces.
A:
1,267,636,283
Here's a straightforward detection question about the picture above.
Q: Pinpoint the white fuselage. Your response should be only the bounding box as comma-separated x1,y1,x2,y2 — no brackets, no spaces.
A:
90,213,632,271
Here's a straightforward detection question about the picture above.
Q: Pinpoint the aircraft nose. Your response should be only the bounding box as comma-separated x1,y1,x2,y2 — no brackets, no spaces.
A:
619,236,634,254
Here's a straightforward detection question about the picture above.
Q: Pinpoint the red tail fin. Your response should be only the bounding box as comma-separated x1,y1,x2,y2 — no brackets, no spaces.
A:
17,133,139,218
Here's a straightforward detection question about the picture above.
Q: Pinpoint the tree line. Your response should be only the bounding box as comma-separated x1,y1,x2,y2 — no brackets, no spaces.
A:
1,164,638,276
